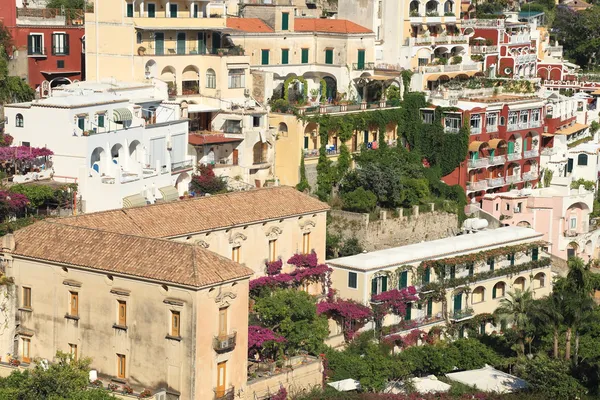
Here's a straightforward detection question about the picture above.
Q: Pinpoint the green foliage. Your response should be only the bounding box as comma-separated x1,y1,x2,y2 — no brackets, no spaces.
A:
339,237,363,257
0,32,35,104
401,70,413,96
10,184,58,209
254,289,329,355
341,187,377,213
283,76,308,103
326,233,363,258
591,121,600,134
296,151,311,193
190,165,227,194
570,178,595,191
46,0,86,8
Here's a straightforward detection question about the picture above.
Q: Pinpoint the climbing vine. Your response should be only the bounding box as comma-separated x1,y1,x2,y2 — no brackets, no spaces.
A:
283,76,308,102
320,79,327,102
401,70,413,96
296,151,310,193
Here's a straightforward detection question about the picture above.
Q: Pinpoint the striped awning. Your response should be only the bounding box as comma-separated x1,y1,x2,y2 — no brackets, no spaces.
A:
113,108,133,122
159,186,180,202
123,194,147,208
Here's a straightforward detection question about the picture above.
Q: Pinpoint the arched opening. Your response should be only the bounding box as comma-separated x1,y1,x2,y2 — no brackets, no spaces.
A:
160,66,176,95
182,65,200,95
90,147,105,174
472,286,485,304
578,153,588,166
206,68,216,89
145,60,158,79
50,77,72,88
176,171,191,196
513,277,526,292
533,273,546,289
323,76,337,102
410,0,419,15
129,140,143,163
303,122,319,155
516,221,532,228
278,122,288,136
253,141,268,164
15,113,24,128
506,162,521,182
568,241,579,259
425,0,439,14
492,281,506,299
444,0,453,13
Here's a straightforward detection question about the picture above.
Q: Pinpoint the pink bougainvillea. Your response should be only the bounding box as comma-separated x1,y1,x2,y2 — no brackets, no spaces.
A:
372,287,419,317
384,329,425,349
287,252,318,268
317,299,372,341
0,146,53,162
265,259,283,276
0,191,29,211
248,325,285,360
269,387,287,400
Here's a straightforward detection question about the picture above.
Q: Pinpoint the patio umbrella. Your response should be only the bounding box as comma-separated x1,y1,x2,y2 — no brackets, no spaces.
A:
473,37,486,41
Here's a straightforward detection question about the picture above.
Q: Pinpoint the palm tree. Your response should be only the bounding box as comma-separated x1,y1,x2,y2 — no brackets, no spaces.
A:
494,289,533,356
528,293,565,359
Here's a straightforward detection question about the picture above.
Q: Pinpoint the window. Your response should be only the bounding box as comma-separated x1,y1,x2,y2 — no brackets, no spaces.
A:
136,31,142,44
348,272,357,289
508,111,518,127
444,115,461,133
422,268,430,284
15,113,24,128
531,109,540,124
404,302,412,321
118,300,127,326
281,48,289,65
492,282,505,299
126,3,133,17
147,3,155,17
232,246,240,263
371,275,388,296
171,310,180,337
27,33,43,55
487,257,495,271
399,270,408,289
218,307,227,336
301,48,309,64
56,60,64,69
261,49,270,65
506,203,510,211
508,253,515,266
117,354,126,378
97,114,105,128
22,338,31,363
22,287,31,308
570,217,577,229
418,58,429,66
532,247,539,261
227,69,245,89
282,12,289,30
495,203,499,211
69,291,78,317
206,69,216,89
486,113,498,131
77,115,85,131
302,232,311,253
253,116,261,127
325,49,334,64
422,110,434,124
519,111,529,126
470,114,481,133
21,141,30,147
450,265,456,279
69,343,77,361
499,116,506,126
169,3,177,17
578,154,588,166
268,239,277,262
224,120,241,134
52,33,69,55
193,3,199,17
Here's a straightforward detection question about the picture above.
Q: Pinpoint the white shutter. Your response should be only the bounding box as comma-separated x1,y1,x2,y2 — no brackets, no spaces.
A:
150,137,166,167
171,134,186,164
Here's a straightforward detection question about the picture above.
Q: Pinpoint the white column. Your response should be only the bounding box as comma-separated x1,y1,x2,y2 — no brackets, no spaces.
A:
166,1,170,17
140,1,144,16
190,2,194,17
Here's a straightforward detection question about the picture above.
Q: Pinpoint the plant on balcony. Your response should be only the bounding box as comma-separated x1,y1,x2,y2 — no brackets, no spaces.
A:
138,389,152,399
409,9,420,16
107,383,118,392
450,56,462,65
471,54,484,62
167,81,177,98
122,385,133,395
228,44,245,56
283,76,308,104
426,10,439,16
570,178,595,191
137,46,146,56
371,287,420,331
444,11,455,16
190,165,227,195
317,298,372,341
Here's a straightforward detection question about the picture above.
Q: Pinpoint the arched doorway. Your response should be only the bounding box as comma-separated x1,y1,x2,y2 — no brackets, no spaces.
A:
176,172,191,196
90,147,105,174
323,76,336,102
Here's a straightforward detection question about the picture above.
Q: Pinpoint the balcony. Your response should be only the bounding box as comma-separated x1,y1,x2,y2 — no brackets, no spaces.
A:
523,149,538,159
171,159,194,173
516,54,537,64
506,174,522,184
449,308,475,321
487,177,506,187
471,45,499,54
541,147,557,156
214,387,235,400
133,15,225,30
523,171,538,181
468,158,488,169
462,18,505,28
145,44,243,57
352,62,375,71
27,47,47,58
508,34,531,44
564,229,578,238
213,332,237,353
298,101,400,116
407,35,468,46
488,155,506,166
467,181,487,191
507,153,522,161
419,63,481,74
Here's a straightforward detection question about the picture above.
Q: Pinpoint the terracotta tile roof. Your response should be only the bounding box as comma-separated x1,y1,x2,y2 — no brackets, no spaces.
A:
226,18,274,33
294,19,373,34
11,220,253,288
189,133,243,146
59,186,330,238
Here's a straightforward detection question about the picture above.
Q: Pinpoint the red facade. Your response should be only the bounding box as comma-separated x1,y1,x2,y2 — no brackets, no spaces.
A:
0,4,84,93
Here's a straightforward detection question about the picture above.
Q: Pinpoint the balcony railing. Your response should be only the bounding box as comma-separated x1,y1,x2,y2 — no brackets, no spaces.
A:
523,171,538,181
506,174,522,184
471,45,499,54
547,45,563,54
467,181,487,191
214,387,235,400
408,35,468,46
509,34,531,44
468,158,488,169
352,62,375,71
171,159,194,172
523,149,538,159
541,147,557,156
27,47,47,57
213,332,237,353
564,229,578,237
462,18,505,28
449,308,475,321
419,63,481,73
487,177,506,187
507,152,522,161
488,155,506,165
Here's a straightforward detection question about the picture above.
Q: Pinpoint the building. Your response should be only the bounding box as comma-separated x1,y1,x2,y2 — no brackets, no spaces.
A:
57,186,329,277
225,0,337,19
0,1,85,93
1,219,254,400
482,185,600,261
3,81,194,213
327,226,552,337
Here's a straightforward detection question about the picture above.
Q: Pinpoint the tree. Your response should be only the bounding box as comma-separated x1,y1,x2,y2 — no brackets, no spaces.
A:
190,165,227,194
296,151,310,193
528,294,565,359
46,0,86,8
253,289,329,355
341,187,377,213
494,289,533,355
339,237,363,257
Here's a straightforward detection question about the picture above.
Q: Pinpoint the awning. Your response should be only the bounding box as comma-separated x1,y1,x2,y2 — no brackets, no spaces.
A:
159,186,180,202
123,194,147,208
488,139,506,149
554,123,589,135
187,104,220,113
189,134,243,146
113,108,133,122
426,74,441,81
468,141,488,151
592,89,600,95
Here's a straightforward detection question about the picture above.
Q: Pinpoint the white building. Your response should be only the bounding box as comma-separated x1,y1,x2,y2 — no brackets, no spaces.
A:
3,80,193,213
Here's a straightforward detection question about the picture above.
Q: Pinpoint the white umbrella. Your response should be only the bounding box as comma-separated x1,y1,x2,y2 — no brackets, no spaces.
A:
474,37,486,41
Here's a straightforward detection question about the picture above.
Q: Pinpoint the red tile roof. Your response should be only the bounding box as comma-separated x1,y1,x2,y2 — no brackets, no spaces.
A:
189,134,243,146
294,19,373,34
226,17,274,33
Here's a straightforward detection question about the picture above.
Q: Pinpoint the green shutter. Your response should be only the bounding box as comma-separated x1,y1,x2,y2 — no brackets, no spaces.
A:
480,322,486,335
404,303,412,321
489,149,495,157
492,285,497,299
198,32,206,54
301,48,309,64
423,268,430,284
371,278,377,296
508,141,515,154
177,32,186,55
78,117,84,130
98,115,104,128
426,299,433,317
450,266,456,279
532,247,539,261
155,32,164,55
382,276,388,292
127,3,133,17
567,158,573,173
523,139,528,151
471,151,479,160
453,293,462,311
357,49,365,69
170,4,177,17
261,49,269,65
281,49,289,65
510,253,515,266
488,257,495,271
282,12,289,30
468,263,474,276
325,49,333,64
148,3,155,17
399,271,408,289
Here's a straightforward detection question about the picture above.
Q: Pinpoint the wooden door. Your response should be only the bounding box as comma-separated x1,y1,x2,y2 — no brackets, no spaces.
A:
232,149,238,166
216,362,226,397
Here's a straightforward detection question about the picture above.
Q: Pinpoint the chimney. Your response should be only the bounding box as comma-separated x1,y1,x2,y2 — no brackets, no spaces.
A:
2,234,15,252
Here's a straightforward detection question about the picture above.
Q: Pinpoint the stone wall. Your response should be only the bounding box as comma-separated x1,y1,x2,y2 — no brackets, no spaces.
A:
329,207,459,251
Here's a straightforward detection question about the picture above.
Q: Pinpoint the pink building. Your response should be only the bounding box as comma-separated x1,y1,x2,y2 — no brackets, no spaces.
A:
481,185,600,260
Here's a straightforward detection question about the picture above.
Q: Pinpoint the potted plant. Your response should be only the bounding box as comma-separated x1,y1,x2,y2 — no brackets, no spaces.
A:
217,48,224,56
309,88,320,102
92,379,103,387
137,46,146,56
138,389,152,399
9,359,20,367
122,385,134,395
108,383,118,392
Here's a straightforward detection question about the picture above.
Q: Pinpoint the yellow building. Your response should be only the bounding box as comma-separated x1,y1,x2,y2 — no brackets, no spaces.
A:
327,226,552,341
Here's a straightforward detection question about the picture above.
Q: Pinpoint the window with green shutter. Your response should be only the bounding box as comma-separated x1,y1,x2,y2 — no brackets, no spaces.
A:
371,278,377,296
261,49,269,65
126,3,133,17
468,263,474,276
357,49,365,69
301,48,309,64
282,12,289,30
492,284,497,299
147,3,155,17
98,114,105,128
509,253,515,266
281,49,289,65
381,276,387,292
399,270,408,289
404,303,412,321
77,116,85,131
325,49,333,65
304,136,309,149
426,299,433,317
532,247,539,261
169,4,177,17
348,272,357,289
423,268,430,284
487,257,495,271
450,266,456,279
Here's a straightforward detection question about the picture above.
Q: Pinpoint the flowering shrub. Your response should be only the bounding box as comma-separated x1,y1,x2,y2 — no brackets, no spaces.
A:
248,325,285,360
384,329,425,349
0,191,29,221
0,134,13,147
9,358,20,367
372,287,419,317
317,298,372,341
0,146,53,162
190,165,227,194
288,252,318,268
270,387,287,400
266,259,283,276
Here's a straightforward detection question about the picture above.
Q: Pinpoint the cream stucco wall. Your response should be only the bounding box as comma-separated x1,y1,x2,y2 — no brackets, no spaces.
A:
6,256,249,400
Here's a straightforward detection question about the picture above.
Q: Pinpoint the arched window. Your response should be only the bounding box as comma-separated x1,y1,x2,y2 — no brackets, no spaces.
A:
578,154,588,166
278,122,288,137
513,277,526,291
533,272,546,289
472,286,485,303
15,113,24,128
492,282,505,299
206,69,216,89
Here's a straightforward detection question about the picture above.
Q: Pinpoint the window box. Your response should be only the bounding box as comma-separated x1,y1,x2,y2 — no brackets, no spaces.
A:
112,324,128,331
64,314,80,321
